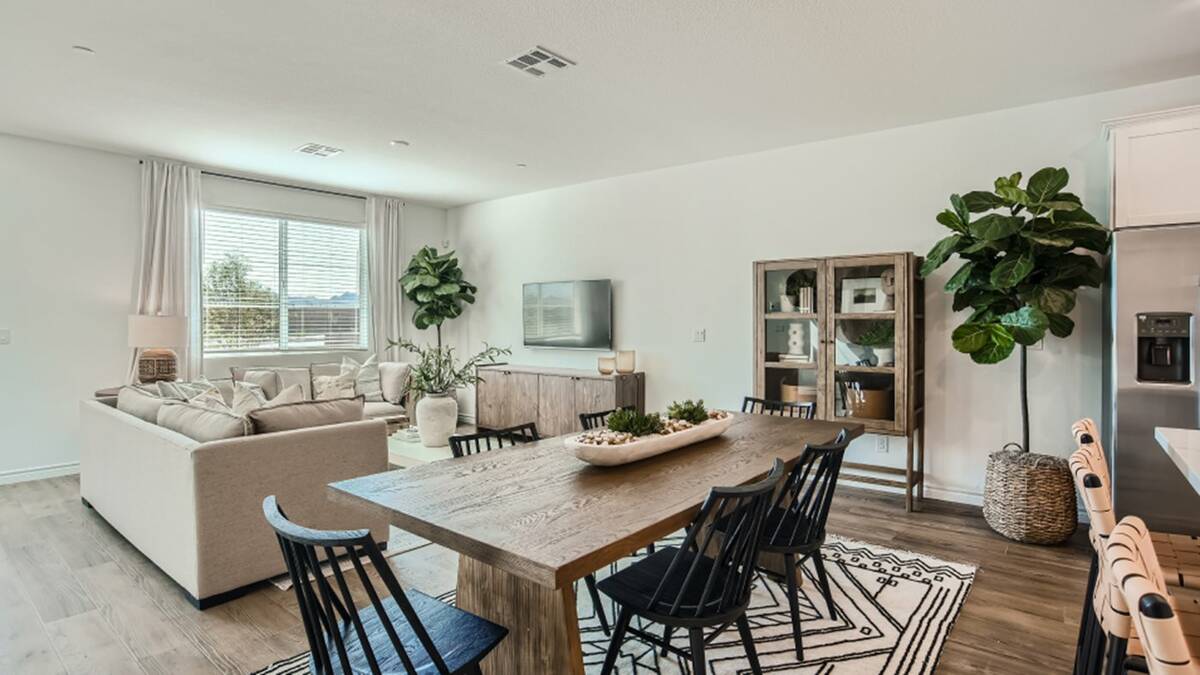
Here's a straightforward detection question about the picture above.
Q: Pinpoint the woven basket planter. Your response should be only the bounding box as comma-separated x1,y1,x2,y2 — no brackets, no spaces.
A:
982,447,1077,545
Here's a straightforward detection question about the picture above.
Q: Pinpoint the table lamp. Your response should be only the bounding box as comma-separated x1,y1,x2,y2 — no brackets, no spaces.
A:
128,314,186,383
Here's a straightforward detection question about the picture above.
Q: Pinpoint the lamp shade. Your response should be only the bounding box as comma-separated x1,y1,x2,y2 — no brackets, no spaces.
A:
127,315,186,348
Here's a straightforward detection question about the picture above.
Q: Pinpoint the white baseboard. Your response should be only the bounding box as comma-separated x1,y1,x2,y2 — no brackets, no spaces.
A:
0,461,80,486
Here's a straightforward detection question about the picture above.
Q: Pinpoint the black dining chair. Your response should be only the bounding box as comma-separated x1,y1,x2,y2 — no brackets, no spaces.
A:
447,422,614,635
745,429,849,660
448,422,539,458
262,496,507,675
578,407,633,431
596,459,786,675
741,396,816,419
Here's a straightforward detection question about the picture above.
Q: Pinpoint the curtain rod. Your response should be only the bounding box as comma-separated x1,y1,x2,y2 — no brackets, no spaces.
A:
138,160,367,201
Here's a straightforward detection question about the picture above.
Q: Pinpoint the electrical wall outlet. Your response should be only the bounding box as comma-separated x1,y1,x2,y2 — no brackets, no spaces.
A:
0,329,10,345
693,329,706,343
875,435,888,453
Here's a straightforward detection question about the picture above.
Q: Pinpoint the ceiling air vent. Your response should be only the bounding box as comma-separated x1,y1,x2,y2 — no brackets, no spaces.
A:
506,46,575,78
295,143,344,158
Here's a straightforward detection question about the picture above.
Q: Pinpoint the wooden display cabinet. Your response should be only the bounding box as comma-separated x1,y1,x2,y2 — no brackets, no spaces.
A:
753,252,926,511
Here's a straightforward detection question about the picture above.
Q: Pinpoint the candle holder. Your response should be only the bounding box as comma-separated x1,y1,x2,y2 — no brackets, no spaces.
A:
616,350,636,374
597,356,616,375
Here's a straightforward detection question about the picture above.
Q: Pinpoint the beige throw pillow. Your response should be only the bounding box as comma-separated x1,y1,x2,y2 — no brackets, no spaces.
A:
246,396,365,434
157,401,251,442
341,355,384,402
116,386,166,423
378,362,411,405
274,367,313,400
230,381,269,416
264,383,305,407
313,373,356,400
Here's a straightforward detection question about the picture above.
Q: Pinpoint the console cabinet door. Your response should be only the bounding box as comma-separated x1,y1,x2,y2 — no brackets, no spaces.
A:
505,372,540,429
575,377,617,422
475,369,507,429
537,375,577,437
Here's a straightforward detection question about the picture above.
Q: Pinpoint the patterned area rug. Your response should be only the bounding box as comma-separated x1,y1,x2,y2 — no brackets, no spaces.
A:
252,536,975,674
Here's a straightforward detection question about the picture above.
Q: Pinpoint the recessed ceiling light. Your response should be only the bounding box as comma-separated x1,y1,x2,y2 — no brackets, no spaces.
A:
390,140,410,147
71,45,95,55
516,163,527,168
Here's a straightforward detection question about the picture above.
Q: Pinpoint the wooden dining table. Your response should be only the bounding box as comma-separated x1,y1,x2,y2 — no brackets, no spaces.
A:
329,412,863,674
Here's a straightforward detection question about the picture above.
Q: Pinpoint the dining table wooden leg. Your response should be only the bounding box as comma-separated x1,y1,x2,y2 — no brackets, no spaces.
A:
456,554,585,675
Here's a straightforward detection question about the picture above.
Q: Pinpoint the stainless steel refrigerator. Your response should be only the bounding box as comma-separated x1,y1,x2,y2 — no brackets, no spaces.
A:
1107,223,1200,535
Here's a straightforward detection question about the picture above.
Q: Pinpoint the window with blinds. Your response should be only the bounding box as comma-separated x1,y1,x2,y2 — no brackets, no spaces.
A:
201,209,368,352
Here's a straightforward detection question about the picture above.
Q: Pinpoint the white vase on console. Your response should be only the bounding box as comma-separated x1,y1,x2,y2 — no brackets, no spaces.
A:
416,392,458,448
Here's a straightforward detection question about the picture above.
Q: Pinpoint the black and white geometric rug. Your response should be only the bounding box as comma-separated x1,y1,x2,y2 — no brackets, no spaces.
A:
252,536,975,674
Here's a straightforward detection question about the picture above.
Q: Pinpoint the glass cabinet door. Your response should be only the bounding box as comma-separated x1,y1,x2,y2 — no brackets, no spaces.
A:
825,255,906,432
757,260,825,415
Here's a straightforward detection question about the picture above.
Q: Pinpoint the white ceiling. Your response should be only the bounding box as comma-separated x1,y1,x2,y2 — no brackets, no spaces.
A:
3,1,1200,207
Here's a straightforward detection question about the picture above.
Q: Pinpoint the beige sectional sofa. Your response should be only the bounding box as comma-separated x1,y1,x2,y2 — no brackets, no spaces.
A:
80,391,393,608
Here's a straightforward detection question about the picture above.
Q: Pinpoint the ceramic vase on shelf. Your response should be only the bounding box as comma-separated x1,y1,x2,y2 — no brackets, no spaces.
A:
616,350,636,374
873,346,895,366
597,356,616,375
416,392,458,448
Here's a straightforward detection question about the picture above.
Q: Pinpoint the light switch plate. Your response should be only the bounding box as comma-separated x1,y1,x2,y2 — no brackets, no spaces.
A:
0,329,10,345
693,329,706,343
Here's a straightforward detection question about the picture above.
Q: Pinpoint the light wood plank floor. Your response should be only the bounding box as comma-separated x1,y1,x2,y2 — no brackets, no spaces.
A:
0,475,1090,674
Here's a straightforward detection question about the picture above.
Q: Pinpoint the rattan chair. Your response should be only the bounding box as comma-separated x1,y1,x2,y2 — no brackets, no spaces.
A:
1108,517,1200,674
1070,426,1200,674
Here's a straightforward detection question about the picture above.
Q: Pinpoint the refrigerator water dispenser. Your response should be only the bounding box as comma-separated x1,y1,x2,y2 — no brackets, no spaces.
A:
1136,312,1192,384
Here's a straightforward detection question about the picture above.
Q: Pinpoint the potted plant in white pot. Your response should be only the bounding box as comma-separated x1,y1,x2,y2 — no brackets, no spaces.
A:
919,167,1111,544
390,247,510,447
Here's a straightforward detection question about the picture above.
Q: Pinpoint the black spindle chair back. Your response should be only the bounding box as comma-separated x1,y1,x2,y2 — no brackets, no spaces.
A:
764,429,849,550
741,396,816,419
648,459,785,620
579,407,635,431
449,422,540,458
263,496,450,675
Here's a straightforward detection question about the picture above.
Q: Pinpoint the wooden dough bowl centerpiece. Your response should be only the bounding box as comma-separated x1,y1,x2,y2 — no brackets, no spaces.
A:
566,400,734,466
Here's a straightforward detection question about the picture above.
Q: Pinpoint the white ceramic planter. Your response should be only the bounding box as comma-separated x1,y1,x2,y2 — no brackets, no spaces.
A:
873,346,895,366
416,392,458,448
566,414,735,466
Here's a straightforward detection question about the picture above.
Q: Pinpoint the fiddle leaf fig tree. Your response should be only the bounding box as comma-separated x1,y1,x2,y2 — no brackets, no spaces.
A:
399,246,477,348
920,167,1111,451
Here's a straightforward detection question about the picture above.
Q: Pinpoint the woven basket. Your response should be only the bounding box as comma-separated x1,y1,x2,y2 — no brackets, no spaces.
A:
982,447,1077,545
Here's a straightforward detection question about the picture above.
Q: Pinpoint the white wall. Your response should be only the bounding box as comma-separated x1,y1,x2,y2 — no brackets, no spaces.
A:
0,134,448,481
0,134,141,482
447,74,1200,505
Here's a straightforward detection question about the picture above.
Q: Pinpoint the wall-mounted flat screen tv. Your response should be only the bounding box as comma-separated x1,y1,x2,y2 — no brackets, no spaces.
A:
523,279,612,349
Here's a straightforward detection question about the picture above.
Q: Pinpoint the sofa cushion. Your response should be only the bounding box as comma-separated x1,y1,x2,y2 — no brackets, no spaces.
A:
230,381,268,416
157,380,213,401
363,401,406,419
266,383,306,407
341,355,383,402
116,386,166,423
157,401,252,442
241,369,281,399
274,368,314,400
246,395,365,434
313,373,356,400
379,362,411,405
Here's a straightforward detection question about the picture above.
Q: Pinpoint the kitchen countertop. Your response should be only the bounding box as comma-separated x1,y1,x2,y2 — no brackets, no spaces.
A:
1154,427,1200,495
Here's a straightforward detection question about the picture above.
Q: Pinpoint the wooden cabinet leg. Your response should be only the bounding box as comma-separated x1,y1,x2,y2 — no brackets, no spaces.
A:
905,432,914,513
916,423,926,506
456,555,584,675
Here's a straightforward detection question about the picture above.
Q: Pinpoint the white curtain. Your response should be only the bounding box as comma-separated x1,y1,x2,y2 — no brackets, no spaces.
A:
128,159,202,382
367,197,405,361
